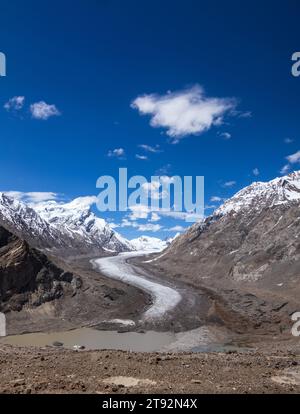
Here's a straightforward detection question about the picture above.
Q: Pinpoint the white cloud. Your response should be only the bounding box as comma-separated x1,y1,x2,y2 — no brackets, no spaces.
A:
280,164,291,175
30,101,61,120
107,148,126,159
150,212,160,222
252,168,260,176
138,144,162,153
128,204,150,220
223,181,236,188
4,191,59,205
219,132,231,140
168,225,185,232
120,218,138,228
135,154,148,160
286,150,300,164
108,222,119,229
210,196,223,202
4,96,25,111
232,110,252,118
158,210,203,222
119,216,162,232
141,181,168,200
131,85,236,142
137,223,162,232
155,164,172,175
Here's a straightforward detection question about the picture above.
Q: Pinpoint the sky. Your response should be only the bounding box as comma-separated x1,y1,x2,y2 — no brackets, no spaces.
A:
0,0,300,239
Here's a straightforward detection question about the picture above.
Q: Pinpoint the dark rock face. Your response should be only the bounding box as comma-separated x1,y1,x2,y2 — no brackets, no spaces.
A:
0,226,82,312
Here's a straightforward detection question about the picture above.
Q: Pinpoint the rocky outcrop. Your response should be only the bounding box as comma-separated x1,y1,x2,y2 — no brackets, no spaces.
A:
0,226,81,312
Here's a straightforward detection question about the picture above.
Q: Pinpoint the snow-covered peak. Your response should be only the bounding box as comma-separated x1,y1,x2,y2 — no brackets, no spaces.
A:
33,197,106,230
0,193,132,254
130,236,168,252
32,197,132,252
0,192,60,249
215,170,300,217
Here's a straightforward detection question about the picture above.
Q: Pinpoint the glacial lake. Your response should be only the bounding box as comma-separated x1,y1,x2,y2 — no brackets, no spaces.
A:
0,328,176,352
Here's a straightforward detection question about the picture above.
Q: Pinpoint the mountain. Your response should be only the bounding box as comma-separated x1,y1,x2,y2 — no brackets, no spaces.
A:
0,192,63,250
152,171,300,332
0,193,132,255
0,225,82,313
160,170,300,281
215,170,300,216
130,236,169,251
130,234,181,252
32,197,132,253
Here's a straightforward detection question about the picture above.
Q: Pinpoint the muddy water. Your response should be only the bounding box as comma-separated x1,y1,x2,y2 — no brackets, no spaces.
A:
0,328,176,352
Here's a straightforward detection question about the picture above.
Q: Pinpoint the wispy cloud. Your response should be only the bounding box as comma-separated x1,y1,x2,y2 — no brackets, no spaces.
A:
280,164,290,175
4,191,59,205
119,216,162,232
210,196,223,202
231,110,252,118
131,85,236,142
141,181,168,200
155,164,172,175
137,223,162,232
4,96,25,112
168,225,185,232
30,101,61,120
279,150,300,175
138,144,162,153
222,180,236,188
252,168,260,176
135,154,148,160
218,132,231,140
107,148,126,159
286,150,300,164
284,138,294,144
150,212,160,222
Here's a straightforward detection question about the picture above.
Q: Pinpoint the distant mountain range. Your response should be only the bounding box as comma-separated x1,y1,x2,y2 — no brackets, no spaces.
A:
1,171,299,335
1,170,299,263
0,193,180,255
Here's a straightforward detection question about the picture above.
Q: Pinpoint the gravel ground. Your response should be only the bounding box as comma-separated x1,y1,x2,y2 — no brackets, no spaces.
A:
0,345,300,394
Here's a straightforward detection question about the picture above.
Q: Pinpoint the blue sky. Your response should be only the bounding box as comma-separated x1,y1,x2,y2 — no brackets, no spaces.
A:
0,0,300,239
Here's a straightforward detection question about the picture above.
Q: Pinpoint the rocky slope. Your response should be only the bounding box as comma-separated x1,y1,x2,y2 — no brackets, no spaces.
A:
151,171,300,334
0,226,81,313
0,193,132,255
0,224,148,335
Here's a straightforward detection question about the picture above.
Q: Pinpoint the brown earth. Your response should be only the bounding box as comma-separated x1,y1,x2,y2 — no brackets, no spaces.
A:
0,344,300,394
0,226,149,335
137,204,300,343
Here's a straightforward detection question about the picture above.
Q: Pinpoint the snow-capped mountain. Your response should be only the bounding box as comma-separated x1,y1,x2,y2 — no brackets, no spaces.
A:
215,171,300,217
157,170,300,288
0,192,62,250
33,197,132,253
130,236,169,252
130,234,181,252
0,193,132,255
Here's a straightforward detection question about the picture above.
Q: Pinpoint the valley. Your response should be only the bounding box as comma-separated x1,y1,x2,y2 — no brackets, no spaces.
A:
0,171,300,393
